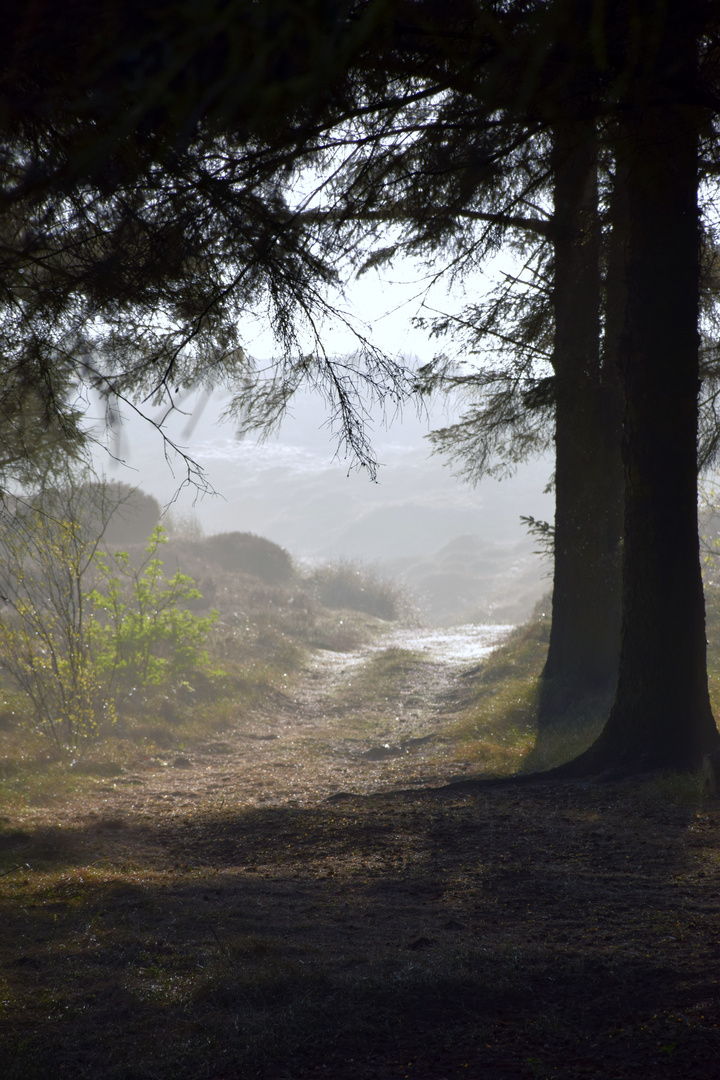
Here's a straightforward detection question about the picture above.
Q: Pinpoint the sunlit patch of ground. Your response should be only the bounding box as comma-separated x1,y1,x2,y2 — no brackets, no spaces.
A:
367,623,514,663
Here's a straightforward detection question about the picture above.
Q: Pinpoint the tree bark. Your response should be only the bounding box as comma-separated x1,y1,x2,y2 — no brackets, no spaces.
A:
538,118,622,727
558,9,719,773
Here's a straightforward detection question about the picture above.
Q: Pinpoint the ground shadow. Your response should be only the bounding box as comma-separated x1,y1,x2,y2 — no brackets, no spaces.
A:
1,781,720,1078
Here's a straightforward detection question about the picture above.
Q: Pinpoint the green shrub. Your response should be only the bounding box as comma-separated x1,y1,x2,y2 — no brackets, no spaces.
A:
0,490,216,750
0,502,116,747
87,526,219,694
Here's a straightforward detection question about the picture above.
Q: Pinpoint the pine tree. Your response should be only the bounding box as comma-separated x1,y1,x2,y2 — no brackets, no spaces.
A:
0,0,719,771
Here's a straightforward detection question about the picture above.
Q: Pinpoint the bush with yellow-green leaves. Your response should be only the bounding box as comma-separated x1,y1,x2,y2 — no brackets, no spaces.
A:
0,488,216,751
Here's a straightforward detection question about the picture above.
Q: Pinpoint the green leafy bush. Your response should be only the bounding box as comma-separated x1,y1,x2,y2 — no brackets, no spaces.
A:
0,484,216,749
0,500,112,747
87,526,218,692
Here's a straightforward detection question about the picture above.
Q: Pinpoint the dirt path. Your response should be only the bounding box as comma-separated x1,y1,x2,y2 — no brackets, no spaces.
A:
84,623,513,820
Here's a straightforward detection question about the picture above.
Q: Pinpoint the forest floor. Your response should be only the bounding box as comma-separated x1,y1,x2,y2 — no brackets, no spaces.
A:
1,623,720,1079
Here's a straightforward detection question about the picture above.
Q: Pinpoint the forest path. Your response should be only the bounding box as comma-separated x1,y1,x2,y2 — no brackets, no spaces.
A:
87,622,513,820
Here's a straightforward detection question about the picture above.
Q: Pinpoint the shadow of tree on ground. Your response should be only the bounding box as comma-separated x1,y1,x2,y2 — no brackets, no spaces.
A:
1,780,719,1079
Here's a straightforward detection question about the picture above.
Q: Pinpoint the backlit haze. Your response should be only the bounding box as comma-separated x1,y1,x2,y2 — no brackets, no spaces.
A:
91,262,554,625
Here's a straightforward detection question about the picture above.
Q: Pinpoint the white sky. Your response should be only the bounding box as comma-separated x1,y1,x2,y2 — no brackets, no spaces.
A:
237,247,510,363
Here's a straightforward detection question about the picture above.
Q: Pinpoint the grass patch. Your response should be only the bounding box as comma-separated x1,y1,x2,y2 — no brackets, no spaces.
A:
307,606,391,652
351,646,426,696
445,581,720,775
321,646,429,740
445,616,550,774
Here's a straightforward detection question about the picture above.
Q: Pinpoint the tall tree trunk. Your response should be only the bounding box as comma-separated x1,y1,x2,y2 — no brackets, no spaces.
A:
559,8,719,773
598,155,628,628
538,118,622,728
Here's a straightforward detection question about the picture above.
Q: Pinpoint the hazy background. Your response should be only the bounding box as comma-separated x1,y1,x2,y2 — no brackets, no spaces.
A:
90,262,555,625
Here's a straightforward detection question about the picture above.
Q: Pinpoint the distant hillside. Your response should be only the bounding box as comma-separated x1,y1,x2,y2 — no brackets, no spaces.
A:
380,533,548,626
94,388,555,570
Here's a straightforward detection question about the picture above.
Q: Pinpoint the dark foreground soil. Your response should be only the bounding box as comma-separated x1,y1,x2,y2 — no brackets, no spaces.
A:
1,633,720,1080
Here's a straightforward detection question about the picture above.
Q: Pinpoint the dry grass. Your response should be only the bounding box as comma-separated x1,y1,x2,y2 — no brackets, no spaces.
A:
304,558,410,622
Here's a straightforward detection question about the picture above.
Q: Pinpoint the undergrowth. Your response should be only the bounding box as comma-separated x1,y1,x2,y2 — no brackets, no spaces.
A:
0,543,402,804
305,558,411,622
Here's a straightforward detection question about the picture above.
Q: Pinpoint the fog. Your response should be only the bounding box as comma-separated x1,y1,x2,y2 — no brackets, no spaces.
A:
85,253,554,625
94,385,554,625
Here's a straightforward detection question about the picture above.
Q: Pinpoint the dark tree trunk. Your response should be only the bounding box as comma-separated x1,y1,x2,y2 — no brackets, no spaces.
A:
538,118,622,727
598,156,628,617
558,10,719,773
